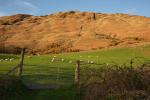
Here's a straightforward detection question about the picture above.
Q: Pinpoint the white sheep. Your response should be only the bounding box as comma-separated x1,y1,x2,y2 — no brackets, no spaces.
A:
51,58,55,62
5,58,8,61
27,56,32,58
90,61,94,64
37,54,40,56
88,56,91,58
61,59,64,62
69,60,72,63
9,59,13,62
106,63,109,66
80,60,83,62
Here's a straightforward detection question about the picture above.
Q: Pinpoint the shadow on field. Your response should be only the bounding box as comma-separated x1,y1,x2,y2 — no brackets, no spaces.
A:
1,61,150,100
0,76,28,100
22,74,74,84
0,75,80,100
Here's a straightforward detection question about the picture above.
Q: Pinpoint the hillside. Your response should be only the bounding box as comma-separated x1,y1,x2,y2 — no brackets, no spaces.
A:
0,11,150,54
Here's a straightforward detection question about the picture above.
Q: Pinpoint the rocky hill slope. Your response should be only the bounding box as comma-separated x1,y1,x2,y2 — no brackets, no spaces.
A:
0,11,150,54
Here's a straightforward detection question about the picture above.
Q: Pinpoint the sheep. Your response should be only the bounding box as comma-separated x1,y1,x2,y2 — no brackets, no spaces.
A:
106,63,109,66
27,56,32,58
61,59,64,62
90,61,94,64
69,60,72,63
9,58,13,62
80,60,83,62
51,58,55,62
88,56,91,58
79,56,82,58
5,58,8,61
87,60,90,63
37,54,40,56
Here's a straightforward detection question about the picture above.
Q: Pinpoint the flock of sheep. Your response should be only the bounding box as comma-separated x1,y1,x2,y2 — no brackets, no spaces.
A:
0,58,15,62
50,56,74,63
50,55,99,64
0,55,99,64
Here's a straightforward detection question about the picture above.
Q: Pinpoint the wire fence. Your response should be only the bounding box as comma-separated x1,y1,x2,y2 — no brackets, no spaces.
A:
0,52,150,87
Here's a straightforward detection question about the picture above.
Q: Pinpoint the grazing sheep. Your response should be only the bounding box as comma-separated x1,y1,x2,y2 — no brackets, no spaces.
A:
90,61,94,64
5,58,8,61
88,56,91,58
27,56,32,58
79,56,82,58
106,63,109,66
69,60,72,63
87,60,90,63
37,54,40,56
51,58,55,62
9,59,13,62
80,60,83,62
54,56,56,58
61,59,64,62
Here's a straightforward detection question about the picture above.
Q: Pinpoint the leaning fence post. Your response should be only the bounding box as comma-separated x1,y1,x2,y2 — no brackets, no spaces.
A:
17,48,25,79
75,60,80,86
130,58,133,70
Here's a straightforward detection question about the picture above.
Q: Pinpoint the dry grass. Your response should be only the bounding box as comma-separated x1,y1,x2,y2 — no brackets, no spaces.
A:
1,11,150,54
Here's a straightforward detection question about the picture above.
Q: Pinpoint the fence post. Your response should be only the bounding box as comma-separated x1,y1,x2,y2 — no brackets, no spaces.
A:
130,58,133,70
75,60,80,86
17,48,25,79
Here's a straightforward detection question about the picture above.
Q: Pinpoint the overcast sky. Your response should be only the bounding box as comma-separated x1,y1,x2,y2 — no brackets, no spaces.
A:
0,0,150,17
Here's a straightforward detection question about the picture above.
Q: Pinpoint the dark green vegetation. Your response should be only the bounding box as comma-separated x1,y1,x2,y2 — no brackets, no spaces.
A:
0,76,27,100
23,87,80,100
0,76,80,100
82,63,150,100
0,45,150,100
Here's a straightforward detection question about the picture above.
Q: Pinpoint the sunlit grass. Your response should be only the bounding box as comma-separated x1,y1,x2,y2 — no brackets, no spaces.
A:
0,45,150,85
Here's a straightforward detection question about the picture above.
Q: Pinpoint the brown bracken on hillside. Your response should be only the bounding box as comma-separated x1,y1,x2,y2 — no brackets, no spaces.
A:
0,11,150,54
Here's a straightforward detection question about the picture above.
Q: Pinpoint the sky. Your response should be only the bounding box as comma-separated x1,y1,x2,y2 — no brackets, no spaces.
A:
0,0,150,17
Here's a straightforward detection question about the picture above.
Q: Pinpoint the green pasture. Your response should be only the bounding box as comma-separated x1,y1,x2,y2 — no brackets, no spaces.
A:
0,45,150,100
0,45,150,85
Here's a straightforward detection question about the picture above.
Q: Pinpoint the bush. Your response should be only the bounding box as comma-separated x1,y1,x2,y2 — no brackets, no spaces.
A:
81,62,150,100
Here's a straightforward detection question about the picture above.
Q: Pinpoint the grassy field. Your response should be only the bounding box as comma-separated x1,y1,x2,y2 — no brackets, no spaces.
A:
0,45,150,100
0,45,150,84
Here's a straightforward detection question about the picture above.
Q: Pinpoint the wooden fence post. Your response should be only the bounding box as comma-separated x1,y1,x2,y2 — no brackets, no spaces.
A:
75,60,80,85
17,48,25,79
130,58,133,70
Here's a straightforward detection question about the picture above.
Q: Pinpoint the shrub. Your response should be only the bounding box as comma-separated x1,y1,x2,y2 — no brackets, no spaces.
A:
81,62,150,100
